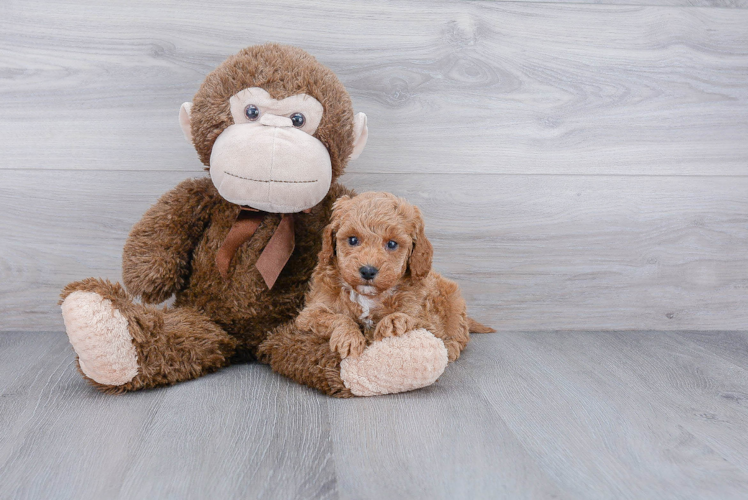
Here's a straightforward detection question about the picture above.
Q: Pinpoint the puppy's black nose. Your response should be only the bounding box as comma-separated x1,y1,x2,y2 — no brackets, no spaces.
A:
359,265,378,280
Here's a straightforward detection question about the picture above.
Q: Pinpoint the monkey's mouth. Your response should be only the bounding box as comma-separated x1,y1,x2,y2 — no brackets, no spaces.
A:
224,171,318,184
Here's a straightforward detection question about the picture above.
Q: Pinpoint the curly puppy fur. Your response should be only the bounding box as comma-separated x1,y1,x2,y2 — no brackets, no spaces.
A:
61,44,358,393
295,192,494,364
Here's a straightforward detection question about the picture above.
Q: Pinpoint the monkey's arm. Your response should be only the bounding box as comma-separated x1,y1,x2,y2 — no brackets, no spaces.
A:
122,177,216,303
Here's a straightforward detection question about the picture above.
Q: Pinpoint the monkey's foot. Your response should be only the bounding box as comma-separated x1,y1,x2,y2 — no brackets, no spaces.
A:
61,290,139,386
339,329,448,396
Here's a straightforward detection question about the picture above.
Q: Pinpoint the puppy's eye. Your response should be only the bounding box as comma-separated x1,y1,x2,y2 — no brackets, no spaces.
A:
387,240,399,250
348,236,359,246
290,112,305,128
245,104,260,121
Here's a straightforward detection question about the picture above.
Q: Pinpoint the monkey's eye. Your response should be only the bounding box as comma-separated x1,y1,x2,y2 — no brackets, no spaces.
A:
290,112,305,128
244,104,260,121
348,236,359,246
387,240,399,250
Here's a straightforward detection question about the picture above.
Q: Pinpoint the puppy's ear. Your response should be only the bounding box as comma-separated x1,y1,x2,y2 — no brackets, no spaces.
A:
318,194,351,266
408,208,433,280
332,194,353,213
318,224,337,266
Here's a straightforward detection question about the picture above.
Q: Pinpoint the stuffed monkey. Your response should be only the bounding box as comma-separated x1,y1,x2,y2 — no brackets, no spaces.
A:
59,44,448,396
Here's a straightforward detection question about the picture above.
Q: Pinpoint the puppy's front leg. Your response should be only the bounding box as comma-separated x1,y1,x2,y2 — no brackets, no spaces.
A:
297,306,366,358
329,321,367,359
374,312,422,341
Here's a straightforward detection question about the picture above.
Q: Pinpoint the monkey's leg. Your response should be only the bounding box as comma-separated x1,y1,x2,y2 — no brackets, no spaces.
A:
60,278,237,394
256,322,353,397
257,324,448,397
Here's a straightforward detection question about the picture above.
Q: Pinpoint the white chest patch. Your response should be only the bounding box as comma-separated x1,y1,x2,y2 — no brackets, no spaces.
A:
348,288,379,329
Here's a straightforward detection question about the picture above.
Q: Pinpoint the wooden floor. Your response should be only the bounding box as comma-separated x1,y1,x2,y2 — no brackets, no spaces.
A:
2,330,748,499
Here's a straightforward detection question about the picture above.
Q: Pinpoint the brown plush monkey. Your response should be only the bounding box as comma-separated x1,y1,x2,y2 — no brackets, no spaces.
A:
59,44,448,397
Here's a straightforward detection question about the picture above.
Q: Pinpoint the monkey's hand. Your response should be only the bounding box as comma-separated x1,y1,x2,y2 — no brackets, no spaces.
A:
122,177,215,303
374,312,421,341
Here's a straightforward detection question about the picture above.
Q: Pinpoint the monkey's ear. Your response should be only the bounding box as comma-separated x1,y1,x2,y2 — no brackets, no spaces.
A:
179,102,193,143
349,112,368,160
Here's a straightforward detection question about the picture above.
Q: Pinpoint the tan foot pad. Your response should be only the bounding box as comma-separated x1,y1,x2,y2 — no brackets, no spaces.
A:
60,291,139,386
340,329,448,397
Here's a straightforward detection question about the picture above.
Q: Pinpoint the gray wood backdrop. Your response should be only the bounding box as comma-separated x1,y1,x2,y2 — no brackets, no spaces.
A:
1,0,747,332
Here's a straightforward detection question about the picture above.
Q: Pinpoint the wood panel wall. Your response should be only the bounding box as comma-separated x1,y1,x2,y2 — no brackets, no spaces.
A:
1,0,747,331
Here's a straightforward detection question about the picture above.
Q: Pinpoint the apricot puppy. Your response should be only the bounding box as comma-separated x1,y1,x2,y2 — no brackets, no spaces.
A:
296,192,493,363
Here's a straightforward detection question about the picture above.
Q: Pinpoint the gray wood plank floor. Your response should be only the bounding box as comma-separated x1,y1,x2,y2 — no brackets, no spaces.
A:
2,330,748,499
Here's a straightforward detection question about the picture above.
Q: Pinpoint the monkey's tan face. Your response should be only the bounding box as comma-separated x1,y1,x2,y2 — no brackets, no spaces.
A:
206,87,331,213
179,47,369,214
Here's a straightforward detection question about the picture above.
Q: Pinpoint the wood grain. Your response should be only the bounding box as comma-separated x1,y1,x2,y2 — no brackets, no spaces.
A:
0,333,336,500
359,173,748,330
491,0,748,5
116,368,336,499
2,169,746,331
1,1,747,175
3,331,748,499
462,331,748,499
327,383,565,499
677,330,748,368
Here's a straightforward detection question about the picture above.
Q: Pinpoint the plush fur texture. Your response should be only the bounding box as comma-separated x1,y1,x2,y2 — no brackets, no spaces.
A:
256,317,451,398
60,177,351,392
295,191,494,365
59,44,484,397
60,44,358,392
60,278,237,394
255,321,354,398
254,191,497,397
60,291,139,386
339,329,448,396
122,177,351,358
190,44,355,179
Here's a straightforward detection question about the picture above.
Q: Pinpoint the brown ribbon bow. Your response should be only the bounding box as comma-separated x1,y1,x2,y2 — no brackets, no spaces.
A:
216,207,305,289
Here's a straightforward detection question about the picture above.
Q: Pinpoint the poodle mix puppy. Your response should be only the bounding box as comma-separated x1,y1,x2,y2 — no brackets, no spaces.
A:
296,192,494,371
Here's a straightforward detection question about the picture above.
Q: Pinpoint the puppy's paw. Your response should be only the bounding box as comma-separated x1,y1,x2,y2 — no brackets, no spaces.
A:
444,339,463,363
330,326,366,359
374,313,419,341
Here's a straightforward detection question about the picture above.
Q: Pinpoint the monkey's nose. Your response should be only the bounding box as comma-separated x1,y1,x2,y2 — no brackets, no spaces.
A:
260,114,293,127
359,266,378,281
